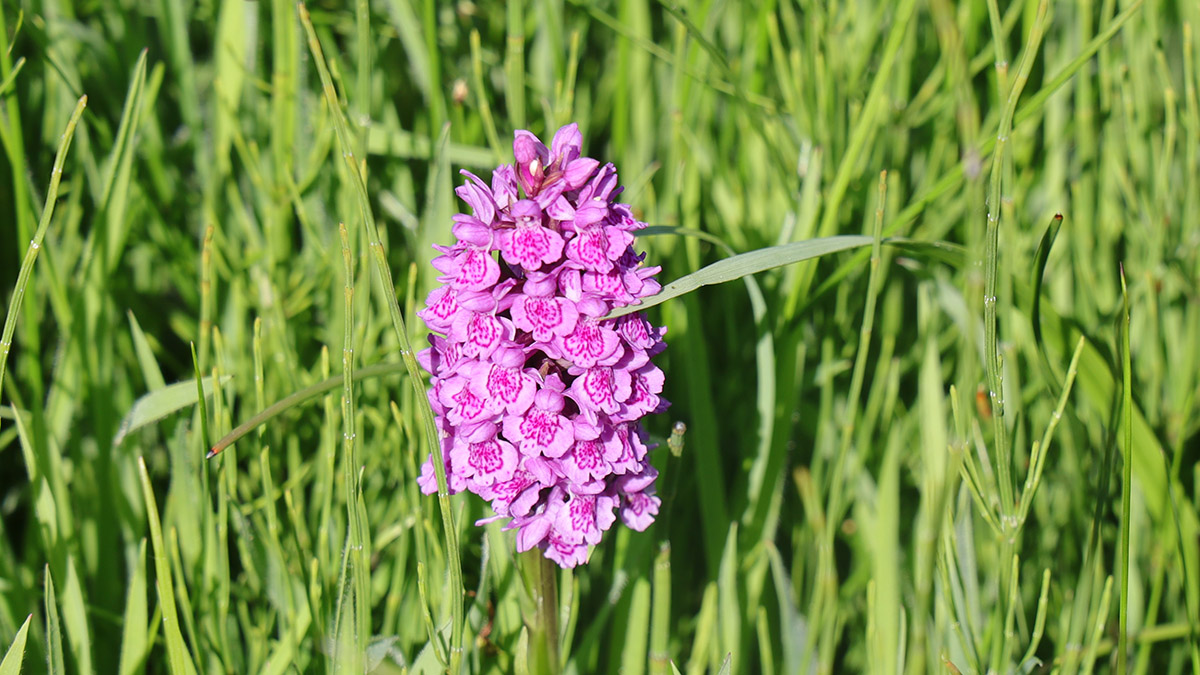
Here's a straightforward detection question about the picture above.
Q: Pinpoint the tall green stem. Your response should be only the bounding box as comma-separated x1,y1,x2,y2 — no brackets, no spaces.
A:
521,550,561,675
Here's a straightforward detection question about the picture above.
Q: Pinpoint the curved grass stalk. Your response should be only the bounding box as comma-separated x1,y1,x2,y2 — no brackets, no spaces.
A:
0,95,86,406
297,6,464,670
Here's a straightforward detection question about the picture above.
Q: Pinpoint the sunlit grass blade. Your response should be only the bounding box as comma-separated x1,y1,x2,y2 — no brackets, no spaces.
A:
60,557,94,674
0,614,30,675
127,311,166,392
607,235,874,319
649,545,671,675
619,576,651,675
117,540,149,675
113,375,232,446
95,49,148,273
1118,266,1133,674
137,457,198,675
0,57,25,97
1030,213,1065,393
0,95,86,404
295,9,464,669
45,566,64,675
206,362,404,458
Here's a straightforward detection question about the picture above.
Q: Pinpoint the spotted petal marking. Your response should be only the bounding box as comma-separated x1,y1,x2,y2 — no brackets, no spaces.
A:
563,440,608,484
562,494,600,544
567,226,615,272
452,248,500,291
615,313,654,349
617,364,665,421
450,311,509,359
480,364,535,415
582,270,634,306
570,366,631,415
441,378,492,427
544,533,589,568
507,407,574,459
502,223,564,270
513,296,578,342
482,469,539,516
419,286,460,333
620,491,660,531
559,319,619,368
451,437,517,487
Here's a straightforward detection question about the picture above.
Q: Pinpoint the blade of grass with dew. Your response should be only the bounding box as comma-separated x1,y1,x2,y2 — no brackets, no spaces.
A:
332,222,369,672
981,6,1049,669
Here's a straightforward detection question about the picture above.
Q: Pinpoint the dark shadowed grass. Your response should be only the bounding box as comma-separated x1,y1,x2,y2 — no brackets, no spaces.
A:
3,0,1200,673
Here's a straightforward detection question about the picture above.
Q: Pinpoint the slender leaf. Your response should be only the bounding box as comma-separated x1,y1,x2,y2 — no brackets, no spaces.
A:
0,615,31,675
113,375,232,446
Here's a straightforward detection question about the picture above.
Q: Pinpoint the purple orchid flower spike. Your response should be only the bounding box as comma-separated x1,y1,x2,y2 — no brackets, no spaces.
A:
417,123,668,568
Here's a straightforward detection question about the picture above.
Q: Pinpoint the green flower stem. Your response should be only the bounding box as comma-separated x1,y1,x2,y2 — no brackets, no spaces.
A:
520,549,561,675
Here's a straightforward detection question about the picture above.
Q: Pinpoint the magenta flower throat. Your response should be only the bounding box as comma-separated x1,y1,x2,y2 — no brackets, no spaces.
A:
416,124,669,568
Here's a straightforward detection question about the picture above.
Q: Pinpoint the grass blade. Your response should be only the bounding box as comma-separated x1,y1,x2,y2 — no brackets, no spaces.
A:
297,7,465,670
137,457,198,675
0,615,31,675
0,95,86,405
60,556,94,674
127,311,167,392
1030,213,1065,393
117,540,149,675
113,375,232,446
207,362,404,458
607,235,874,319
1117,266,1133,674
44,566,64,675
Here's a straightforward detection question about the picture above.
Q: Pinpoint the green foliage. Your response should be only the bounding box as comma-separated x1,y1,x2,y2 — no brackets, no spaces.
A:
2,0,1200,673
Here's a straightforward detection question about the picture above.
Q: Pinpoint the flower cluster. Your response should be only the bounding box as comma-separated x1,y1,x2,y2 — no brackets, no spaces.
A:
416,124,668,568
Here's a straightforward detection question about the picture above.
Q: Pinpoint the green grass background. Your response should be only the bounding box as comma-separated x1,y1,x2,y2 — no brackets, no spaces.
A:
2,0,1200,673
